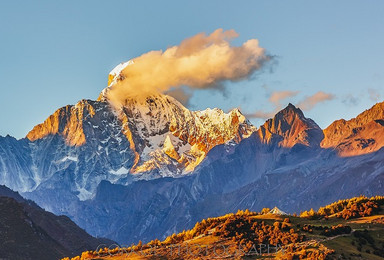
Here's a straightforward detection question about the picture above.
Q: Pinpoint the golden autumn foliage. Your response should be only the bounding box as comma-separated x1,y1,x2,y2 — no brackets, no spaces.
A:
276,242,334,260
212,214,304,252
261,207,271,214
63,195,384,260
301,195,384,220
300,208,318,219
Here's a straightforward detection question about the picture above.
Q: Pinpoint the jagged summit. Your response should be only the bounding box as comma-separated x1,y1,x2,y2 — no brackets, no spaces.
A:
257,103,323,148
355,101,384,124
286,102,303,113
117,93,256,174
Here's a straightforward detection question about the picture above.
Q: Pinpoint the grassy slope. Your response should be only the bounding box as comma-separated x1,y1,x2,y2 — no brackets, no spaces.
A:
65,199,384,260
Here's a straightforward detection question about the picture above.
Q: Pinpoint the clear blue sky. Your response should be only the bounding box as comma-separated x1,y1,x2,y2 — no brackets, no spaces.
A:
1,0,384,138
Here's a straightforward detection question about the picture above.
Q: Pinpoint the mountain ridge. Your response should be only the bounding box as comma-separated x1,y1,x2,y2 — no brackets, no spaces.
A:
321,101,384,156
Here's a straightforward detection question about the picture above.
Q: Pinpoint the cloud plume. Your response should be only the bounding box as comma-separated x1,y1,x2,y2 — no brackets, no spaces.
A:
269,90,299,108
105,29,271,107
368,88,380,102
245,90,334,120
245,90,299,119
342,94,359,106
297,91,335,111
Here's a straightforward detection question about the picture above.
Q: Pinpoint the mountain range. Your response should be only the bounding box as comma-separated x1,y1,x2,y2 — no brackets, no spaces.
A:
0,61,383,245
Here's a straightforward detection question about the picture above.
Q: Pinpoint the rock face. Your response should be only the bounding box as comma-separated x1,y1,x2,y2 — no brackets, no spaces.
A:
1,61,384,245
321,102,384,156
27,100,97,146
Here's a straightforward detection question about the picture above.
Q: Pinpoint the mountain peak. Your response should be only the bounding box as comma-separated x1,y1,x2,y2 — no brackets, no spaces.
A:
98,60,134,102
279,103,305,118
257,103,323,148
268,207,288,215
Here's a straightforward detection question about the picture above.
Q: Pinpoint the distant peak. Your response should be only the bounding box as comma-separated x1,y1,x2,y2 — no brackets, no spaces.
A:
282,102,302,112
268,207,288,215
274,103,305,122
258,103,323,148
287,102,295,108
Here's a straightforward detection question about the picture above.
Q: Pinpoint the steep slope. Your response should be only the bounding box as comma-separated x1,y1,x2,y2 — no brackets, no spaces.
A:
0,136,35,192
0,185,112,260
0,197,67,260
321,101,384,156
22,99,137,203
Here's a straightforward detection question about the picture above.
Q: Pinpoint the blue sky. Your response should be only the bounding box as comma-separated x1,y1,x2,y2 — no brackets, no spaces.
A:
1,0,384,138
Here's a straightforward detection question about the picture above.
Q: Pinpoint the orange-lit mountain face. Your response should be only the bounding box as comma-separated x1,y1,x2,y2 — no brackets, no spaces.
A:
257,103,323,148
321,102,384,156
27,100,95,146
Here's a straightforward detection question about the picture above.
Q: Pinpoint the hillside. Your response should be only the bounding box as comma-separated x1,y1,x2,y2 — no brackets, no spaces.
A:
65,196,384,260
0,185,113,260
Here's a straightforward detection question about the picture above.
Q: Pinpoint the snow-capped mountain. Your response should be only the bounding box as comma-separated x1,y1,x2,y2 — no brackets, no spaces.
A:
5,61,255,203
21,93,254,203
0,61,384,244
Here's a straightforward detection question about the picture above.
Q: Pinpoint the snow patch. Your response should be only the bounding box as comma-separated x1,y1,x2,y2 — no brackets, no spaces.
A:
109,60,134,77
77,187,93,201
109,167,129,175
60,156,78,162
